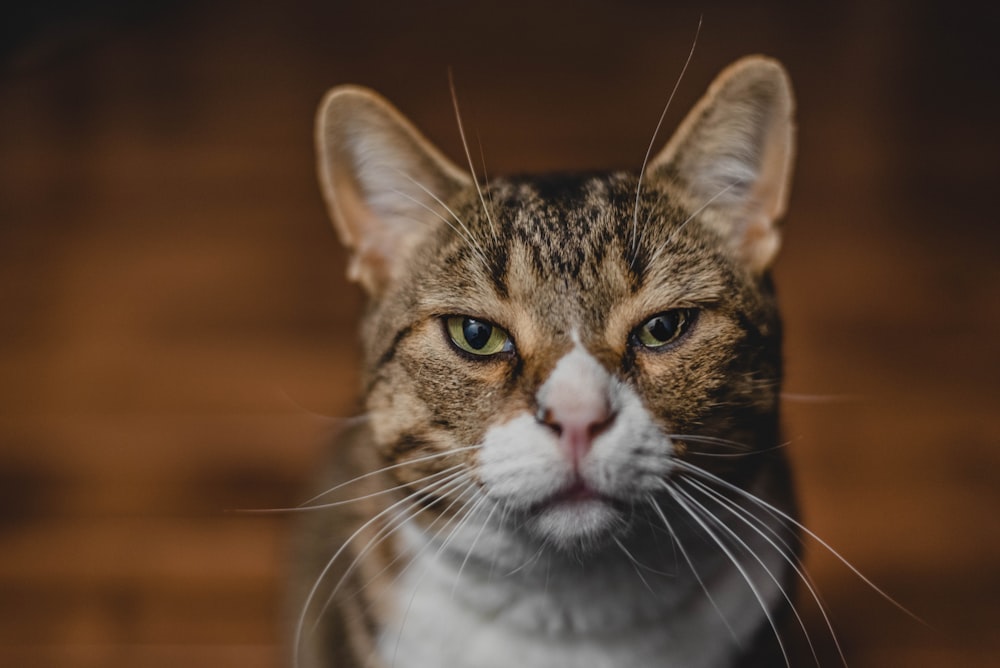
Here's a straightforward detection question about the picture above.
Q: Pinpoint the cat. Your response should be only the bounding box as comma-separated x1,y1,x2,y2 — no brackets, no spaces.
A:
292,55,812,668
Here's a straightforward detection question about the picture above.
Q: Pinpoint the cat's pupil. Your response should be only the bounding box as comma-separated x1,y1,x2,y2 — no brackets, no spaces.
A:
646,313,680,342
462,318,493,350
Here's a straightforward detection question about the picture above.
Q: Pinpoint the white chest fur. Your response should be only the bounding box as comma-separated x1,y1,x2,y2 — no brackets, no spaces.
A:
375,508,790,668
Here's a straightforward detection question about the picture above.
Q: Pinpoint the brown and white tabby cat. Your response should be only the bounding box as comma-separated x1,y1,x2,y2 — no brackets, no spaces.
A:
294,56,808,668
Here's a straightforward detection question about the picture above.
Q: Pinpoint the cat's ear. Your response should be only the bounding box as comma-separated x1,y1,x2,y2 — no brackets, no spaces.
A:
316,86,472,295
648,56,795,273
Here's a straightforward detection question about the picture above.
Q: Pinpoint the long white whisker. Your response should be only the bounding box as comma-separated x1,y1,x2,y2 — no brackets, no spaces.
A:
390,479,483,593
648,180,739,268
394,168,490,254
665,484,791,667
503,542,546,577
452,500,498,599
669,433,755,451
476,130,500,245
646,493,739,644
246,464,465,514
631,15,703,266
293,468,470,668
674,459,926,625
309,471,475,634
448,70,499,245
487,502,513,583
349,479,485,638
673,483,810,666
613,536,656,594
298,444,481,507
276,389,372,423
351,478,481,608
671,434,791,459
780,392,864,404
389,182,491,268
672,180,738,239
683,476,847,667
391,484,488,666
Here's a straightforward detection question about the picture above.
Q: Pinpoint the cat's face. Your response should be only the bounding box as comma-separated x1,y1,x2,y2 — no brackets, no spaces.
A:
317,57,794,552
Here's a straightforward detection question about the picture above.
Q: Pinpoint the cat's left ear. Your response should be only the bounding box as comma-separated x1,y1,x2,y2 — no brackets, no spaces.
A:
647,56,795,273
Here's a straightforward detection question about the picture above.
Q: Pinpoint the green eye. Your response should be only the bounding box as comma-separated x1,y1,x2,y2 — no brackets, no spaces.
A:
635,309,696,349
446,316,513,356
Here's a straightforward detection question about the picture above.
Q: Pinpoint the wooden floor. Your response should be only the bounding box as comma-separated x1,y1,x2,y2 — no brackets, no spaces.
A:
1,1,998,666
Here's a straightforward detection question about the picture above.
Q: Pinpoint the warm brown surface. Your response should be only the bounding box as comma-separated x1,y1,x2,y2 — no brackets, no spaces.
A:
1,1,998,666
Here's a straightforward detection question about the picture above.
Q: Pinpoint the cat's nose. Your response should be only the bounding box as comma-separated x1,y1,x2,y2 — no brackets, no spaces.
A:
536,344,618,463
538,399,615,463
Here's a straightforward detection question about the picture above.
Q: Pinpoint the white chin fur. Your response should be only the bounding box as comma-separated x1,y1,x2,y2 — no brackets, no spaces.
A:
527,498,623,548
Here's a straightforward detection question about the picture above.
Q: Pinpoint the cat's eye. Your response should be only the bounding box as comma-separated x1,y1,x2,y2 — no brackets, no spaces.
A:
634,309,697,349
446,316,513,357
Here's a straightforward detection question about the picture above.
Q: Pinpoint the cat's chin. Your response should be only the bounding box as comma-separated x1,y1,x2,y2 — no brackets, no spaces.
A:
525,495,625,550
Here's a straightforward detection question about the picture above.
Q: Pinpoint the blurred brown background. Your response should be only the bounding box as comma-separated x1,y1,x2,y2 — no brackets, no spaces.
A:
1,1,998,666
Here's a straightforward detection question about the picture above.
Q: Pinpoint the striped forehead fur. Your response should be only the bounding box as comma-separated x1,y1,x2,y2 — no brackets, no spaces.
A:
362,170,771,375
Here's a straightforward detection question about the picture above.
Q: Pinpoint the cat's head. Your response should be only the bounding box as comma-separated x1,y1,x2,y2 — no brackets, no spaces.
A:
316,57,795,551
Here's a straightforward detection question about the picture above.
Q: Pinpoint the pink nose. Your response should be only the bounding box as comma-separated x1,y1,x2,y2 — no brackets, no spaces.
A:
536,345,618,465
538,398,615,464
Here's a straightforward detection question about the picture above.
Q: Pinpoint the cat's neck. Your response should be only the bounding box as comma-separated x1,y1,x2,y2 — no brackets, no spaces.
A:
401,517,709,632
376,497,790,668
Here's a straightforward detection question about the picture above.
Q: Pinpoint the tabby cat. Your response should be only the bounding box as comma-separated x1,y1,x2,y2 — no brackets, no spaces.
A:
294,56,809,668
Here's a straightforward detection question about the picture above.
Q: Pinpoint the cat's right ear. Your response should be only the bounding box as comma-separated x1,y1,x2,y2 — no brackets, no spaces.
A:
316,87,472,296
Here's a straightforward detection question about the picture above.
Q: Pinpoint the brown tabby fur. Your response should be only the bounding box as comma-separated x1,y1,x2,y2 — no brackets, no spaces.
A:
294,56,801,668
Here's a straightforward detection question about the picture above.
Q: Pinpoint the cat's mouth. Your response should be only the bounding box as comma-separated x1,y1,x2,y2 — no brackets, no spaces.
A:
529,478,621,515
547,479,604,505
519,478,627,547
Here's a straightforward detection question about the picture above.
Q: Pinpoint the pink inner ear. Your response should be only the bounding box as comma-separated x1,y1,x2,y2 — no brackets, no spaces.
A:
349,239,391,293
740,212,782,274
317,86,473,297
643,58,795,274
333,179,398,294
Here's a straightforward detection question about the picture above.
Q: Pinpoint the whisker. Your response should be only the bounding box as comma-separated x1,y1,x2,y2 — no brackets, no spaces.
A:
673,482,814,666
612,536,656,594
669,433,755,451
645,493,740,645
664,483,791,667
781,392,864,404
312,482,476,668
631,14,703,267
671,434,791,459
476,130,499,245
389,181,491,268
242,464,466,514
353,478,482,603
310,472,477,635
667,433,790,459
276,387,372,423
293,468,469,668
648,180,739,268
391,485,488,666
674,459,926,625
349,478,483,626
682,476,847,667
452,500,498,599
448,70,499,245
298,444,481,508
503,542,546,577
487,502,514,583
